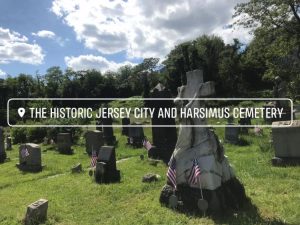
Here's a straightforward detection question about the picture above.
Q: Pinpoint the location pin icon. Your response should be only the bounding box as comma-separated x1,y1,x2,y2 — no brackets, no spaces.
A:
18,108,26,118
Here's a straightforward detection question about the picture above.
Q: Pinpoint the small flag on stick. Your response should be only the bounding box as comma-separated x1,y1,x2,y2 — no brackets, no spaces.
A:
167,156,176,189
188,158,201,185
90,149,97,168
143,138,152,151
21,146,29,158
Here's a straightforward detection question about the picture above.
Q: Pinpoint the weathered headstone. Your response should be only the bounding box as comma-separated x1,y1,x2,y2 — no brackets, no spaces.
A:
25,199,48,225
160,69,247,212
127,123,144,147
102,118,116,145
16,143,43,172
148,83,177,163
272,120,300,165
0,127,7,163
85,130,104,155
96,118,103,132
121,118,130,136
6,136,12,150
57,133,73,154
95,146,120,183
225,124,240,144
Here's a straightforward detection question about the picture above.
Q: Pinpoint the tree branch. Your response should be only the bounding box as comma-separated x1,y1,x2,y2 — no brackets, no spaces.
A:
289,3,300,24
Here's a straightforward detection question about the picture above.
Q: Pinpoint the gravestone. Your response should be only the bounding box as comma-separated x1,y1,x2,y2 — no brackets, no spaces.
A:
225,124,240,144
43,137,49,145
102,118,116,145
238,117,251,134
57,133,73,154
95,146,120,183
272,120,300,165
159,69,247,212
148,83,177,163
16,143,43,172
127,123,144,148
6,136,12,150
121,118,130,136
85,130,104,155
0,127,7,163
25,199,48,225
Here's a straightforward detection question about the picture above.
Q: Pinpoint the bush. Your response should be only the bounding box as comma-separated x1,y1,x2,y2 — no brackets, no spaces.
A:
11,127,27,144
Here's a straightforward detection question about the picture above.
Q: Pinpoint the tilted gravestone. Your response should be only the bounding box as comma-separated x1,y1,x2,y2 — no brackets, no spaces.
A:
121,118,130,136
272,120,300,165
0,127,7,163
25,199,48,225
127,123,144,148
159,69,247,212
95,146,120,183
17,143,43,172
85,130,104,155
148,83,177,163
57,133,73,154
102,118,116,145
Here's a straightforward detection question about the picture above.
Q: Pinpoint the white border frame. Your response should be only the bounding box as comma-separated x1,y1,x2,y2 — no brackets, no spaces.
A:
7,98,294,128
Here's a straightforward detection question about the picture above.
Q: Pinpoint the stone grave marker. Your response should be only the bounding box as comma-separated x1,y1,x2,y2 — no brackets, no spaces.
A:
121,118,130,136
272,120,300,165
6,136,12,150
225,124,240,144
127,123,144,147
57,133,73,154
159,69,247,212
102,118,116,145
0,127,7,163
25,199,48,225
17,143,43,172
95,146,120,183
85,130,104,155
148,83,177,162
238,117,251,134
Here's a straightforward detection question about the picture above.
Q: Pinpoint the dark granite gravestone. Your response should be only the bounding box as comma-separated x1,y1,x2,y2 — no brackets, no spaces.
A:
121,118,130,136
25,199,48,225
148,83,177,162
102,118,116,145
95,146,120,183
57,133,73,154
238,117,251,134
16,143,43,172
0,127,7,163
85,130,104,155
127,123,144,148
225,124,240,144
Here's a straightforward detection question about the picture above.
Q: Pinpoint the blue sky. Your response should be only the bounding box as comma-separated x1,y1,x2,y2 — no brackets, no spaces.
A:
0,0,250,77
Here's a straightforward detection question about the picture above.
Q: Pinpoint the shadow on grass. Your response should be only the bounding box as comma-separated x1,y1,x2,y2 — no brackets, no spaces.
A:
178,200,290,225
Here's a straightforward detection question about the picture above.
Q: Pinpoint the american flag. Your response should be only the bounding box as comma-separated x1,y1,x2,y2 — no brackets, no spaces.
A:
21,146,29,158
167,156,176,189
90,150,97,167
143,139,152,151
188,158,201,185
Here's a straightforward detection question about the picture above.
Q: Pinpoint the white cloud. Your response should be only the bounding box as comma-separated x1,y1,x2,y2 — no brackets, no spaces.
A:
65,54,135,72
31,30,67,46
32,30,56,39
0,27,44,65
0,69,6,76
51,0,250,60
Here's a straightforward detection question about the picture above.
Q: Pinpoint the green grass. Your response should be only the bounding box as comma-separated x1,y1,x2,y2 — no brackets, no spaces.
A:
0,127,300,225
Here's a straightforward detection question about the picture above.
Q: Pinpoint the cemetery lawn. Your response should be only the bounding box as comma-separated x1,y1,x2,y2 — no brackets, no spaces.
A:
0,127,299,225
